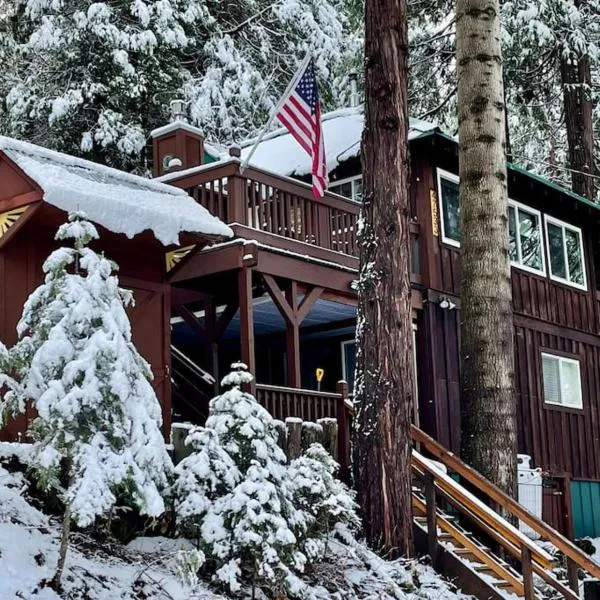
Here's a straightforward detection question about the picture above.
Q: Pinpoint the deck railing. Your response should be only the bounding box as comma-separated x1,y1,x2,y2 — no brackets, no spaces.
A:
412,425,600,598
255,381,352,478
175,161,361,256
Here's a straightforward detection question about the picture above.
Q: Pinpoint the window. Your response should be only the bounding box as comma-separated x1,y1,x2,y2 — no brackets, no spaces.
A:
544,216,586,289
542,353,583,409
508,201,545,275
437,169,460,246
330,176,363,202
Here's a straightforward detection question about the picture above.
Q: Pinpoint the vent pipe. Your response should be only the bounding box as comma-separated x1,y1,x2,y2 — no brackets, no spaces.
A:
170,99,188,122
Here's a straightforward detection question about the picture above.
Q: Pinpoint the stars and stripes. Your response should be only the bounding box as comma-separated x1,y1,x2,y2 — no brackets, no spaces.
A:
275,59,327,198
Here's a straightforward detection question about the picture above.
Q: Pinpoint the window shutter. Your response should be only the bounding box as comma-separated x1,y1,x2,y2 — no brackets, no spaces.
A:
542,355,561,404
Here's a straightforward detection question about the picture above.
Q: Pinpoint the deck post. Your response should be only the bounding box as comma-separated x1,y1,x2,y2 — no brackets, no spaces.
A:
424,471,438,568
567,557,579,593
285,281,301,388
336,380,350,481
238,266,256,392
521,546,535,600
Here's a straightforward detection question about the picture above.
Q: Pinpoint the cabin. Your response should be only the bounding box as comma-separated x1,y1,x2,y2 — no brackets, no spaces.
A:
2,104,600,544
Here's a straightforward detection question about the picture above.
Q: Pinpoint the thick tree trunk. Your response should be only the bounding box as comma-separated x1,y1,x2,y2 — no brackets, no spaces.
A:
456,0,517,499
50,502,72,591
561,48,594,199
353,0,414,556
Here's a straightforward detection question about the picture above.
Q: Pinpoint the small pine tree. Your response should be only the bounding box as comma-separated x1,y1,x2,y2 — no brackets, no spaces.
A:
288,443,360,561
174,363,309,594
0,212,173,590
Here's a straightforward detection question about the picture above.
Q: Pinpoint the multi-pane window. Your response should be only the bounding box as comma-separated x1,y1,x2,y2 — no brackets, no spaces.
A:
544,216,586,289
437,170,460,246
542,353,583,409
330,176,363,202
508,202,545,275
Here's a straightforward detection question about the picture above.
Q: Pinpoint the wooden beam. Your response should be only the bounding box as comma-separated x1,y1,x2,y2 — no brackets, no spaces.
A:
238,267,256,384
171,287,212,307
214,302,238,341
169,243,245,283
174,304,207,339
285,281,301,388
297,286,323,323
262,274,296,324
1,190,43,212
0,203,40,250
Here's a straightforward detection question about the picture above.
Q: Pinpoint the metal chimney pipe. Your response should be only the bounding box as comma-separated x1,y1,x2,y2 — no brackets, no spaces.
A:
349,71,359,107
170,99,188,122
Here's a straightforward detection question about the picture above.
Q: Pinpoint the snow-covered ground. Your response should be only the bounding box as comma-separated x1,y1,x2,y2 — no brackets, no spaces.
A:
0,445,474,600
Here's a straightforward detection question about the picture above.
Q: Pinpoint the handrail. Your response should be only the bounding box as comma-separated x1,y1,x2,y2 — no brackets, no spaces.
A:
412,424,600,582
171,345,215,387
413,451,553,568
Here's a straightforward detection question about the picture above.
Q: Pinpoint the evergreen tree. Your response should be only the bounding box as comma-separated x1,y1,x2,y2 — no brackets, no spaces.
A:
174,363,308,594
1,0,356,170
0,212,173,590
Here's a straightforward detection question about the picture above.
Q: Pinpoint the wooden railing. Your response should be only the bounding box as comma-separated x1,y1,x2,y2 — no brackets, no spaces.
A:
175,161,361,256
255,381,352,478
412,424,600,598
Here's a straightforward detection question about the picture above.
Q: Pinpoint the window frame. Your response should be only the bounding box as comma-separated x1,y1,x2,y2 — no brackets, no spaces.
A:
543,215,587,291
508,199,546,277
329,175,363,202
436,168,461,247
541,351,584,410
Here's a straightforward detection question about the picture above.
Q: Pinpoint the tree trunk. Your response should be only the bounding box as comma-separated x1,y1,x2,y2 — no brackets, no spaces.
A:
561,42,594,199
353,0,414,556
456,0,517,499
50,502,72,592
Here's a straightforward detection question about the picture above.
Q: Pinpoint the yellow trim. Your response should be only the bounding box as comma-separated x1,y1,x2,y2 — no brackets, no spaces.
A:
165,244,196,272
0,206,28,238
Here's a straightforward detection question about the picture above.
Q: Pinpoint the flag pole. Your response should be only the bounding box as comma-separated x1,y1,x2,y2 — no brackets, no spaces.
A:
240,52,312,174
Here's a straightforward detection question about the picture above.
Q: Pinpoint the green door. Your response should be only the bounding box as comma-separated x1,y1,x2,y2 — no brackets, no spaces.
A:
571,480,600,539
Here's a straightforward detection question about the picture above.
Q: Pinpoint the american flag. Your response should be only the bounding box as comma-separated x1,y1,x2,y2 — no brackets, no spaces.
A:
276,59,327,198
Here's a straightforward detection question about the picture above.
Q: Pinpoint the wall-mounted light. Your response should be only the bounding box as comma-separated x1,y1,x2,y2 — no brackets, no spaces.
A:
438,295,457,310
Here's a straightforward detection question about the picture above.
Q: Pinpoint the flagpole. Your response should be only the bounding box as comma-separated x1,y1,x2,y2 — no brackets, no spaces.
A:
240,52,312,174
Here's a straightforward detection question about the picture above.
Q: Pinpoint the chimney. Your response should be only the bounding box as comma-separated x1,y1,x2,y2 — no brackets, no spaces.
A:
151,99,205,177
349,71,360,108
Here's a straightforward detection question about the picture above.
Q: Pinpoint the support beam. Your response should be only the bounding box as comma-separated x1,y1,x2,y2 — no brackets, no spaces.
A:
297,286,323,322
174,304,208,339
285,281,301,388
238,267,256,389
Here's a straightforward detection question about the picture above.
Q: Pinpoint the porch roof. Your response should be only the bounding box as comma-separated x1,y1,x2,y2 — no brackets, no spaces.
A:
0,136,233,245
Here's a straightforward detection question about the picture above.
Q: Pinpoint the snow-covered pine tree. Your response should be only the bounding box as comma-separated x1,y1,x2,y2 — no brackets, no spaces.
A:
0,212,173,590
174,363,309,595
3,0,356,169
288,443,360,562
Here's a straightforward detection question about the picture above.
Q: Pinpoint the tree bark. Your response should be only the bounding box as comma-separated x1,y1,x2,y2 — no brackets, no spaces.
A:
456,0,517,499
560,42,595,199
353,0,414,556
50,502,72,592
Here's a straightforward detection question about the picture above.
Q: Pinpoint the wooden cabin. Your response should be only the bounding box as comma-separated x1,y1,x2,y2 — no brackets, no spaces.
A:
0,135,232,440
151,108,600,541
2,106,600,542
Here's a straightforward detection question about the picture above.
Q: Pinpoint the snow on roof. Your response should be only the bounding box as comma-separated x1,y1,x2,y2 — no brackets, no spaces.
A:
0,136,233,246
239,106,439,177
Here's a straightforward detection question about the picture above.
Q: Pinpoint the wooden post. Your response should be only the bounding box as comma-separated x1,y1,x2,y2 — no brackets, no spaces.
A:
567,557,579,593
285,281,301,388
228,169,247,224
521,546,535,600
301,421,323,450
286,418,302,460
238,267,255,392
317,417,339,460
424,471,438,569
336,380,350,481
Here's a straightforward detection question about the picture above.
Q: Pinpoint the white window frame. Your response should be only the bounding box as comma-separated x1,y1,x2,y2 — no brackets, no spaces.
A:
508,199,546,277
436,168,461,247
541,352,583,410
543,215,587,291
329,175,363,202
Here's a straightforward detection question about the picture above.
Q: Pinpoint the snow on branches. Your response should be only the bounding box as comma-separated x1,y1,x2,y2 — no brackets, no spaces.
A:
173,363,359,595
0,211,173,527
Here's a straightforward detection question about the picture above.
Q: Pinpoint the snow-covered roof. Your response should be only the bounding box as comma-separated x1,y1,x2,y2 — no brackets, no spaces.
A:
0,136,233,246
239,106,439,177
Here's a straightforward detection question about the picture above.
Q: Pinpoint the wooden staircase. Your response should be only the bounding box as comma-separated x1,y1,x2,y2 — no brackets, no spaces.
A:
411,426,600,599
